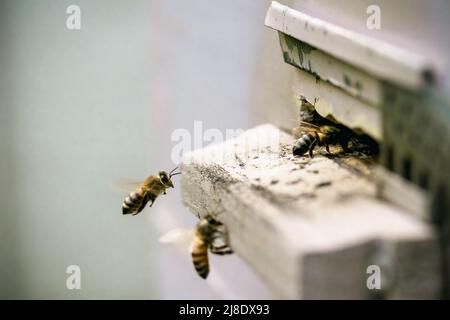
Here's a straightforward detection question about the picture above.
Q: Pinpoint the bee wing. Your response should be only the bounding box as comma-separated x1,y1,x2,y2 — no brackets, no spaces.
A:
299,121,323,131
111,179,143,191
296,121,341,135
292,121,322,138
158,228,195,245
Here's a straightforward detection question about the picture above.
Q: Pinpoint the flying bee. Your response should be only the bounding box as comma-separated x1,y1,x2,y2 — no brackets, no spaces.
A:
190,215,233,279
121,167,181,215
159,215,233,279
292,121,354,158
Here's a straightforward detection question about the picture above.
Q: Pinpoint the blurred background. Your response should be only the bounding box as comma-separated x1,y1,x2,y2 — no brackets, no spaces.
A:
0,0,449,299
0,0,293,299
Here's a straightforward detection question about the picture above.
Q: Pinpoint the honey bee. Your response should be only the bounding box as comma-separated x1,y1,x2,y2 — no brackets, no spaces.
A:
122,167,181,215
292,121,353,158
191,215,233,278
159,215,233,279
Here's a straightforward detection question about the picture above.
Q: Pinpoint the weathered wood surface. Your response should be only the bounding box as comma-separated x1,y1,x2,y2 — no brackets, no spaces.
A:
278,32,381,107
180,124,441,299
264,1,432,90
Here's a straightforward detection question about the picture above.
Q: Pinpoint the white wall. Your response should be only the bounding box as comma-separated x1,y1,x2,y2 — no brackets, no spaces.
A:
0,0,161,299
0,0,293,299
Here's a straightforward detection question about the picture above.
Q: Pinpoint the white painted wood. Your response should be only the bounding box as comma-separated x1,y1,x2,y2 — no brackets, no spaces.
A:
278,32,382,106
180,124,440,299
292,68,382,140
265,1,433,90
374,166,432,222
289,0,450,96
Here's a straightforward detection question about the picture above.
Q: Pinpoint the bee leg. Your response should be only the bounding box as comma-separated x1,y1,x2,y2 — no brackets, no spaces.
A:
211,248,233,255
147,194,156,208
210,245,233,255
350,137,358,149
210,232,233,255
340,138,349,153
135,198,149,215
308,140,317,158
325,145,330,154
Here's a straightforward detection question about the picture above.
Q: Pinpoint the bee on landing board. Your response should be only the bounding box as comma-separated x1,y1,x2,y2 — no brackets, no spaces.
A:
292,121,355,158
159,215,233,279
121,167,181,215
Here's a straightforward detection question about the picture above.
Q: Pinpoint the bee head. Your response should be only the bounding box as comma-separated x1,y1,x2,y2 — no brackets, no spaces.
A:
205,215,220,226
159,171,174,188
200,215,221,228
198,217,214,235
198,215,223,238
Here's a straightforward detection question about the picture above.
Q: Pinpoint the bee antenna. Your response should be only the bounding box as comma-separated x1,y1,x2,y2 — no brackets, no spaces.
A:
169,171,181,178
169,166,179,175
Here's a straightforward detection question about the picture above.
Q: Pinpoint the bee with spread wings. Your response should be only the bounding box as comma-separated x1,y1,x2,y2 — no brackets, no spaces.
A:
159,215,233,279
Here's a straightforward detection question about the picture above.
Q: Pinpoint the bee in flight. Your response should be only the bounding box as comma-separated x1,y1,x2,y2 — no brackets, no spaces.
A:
122,167,181,215
159,215,233,279
292,121,354,158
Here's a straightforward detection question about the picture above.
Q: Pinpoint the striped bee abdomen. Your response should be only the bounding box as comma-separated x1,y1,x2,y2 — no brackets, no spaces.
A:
191,240,209,279
293,133,315,156
122,189,146,215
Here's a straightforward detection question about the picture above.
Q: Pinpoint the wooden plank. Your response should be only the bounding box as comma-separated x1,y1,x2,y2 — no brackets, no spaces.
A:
292,68,382,140
374,166,432,222
265,1,433,90
180,124,440,298
278,32,382,107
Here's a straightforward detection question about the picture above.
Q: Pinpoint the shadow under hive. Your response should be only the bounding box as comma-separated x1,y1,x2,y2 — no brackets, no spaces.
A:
382,83,450,298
